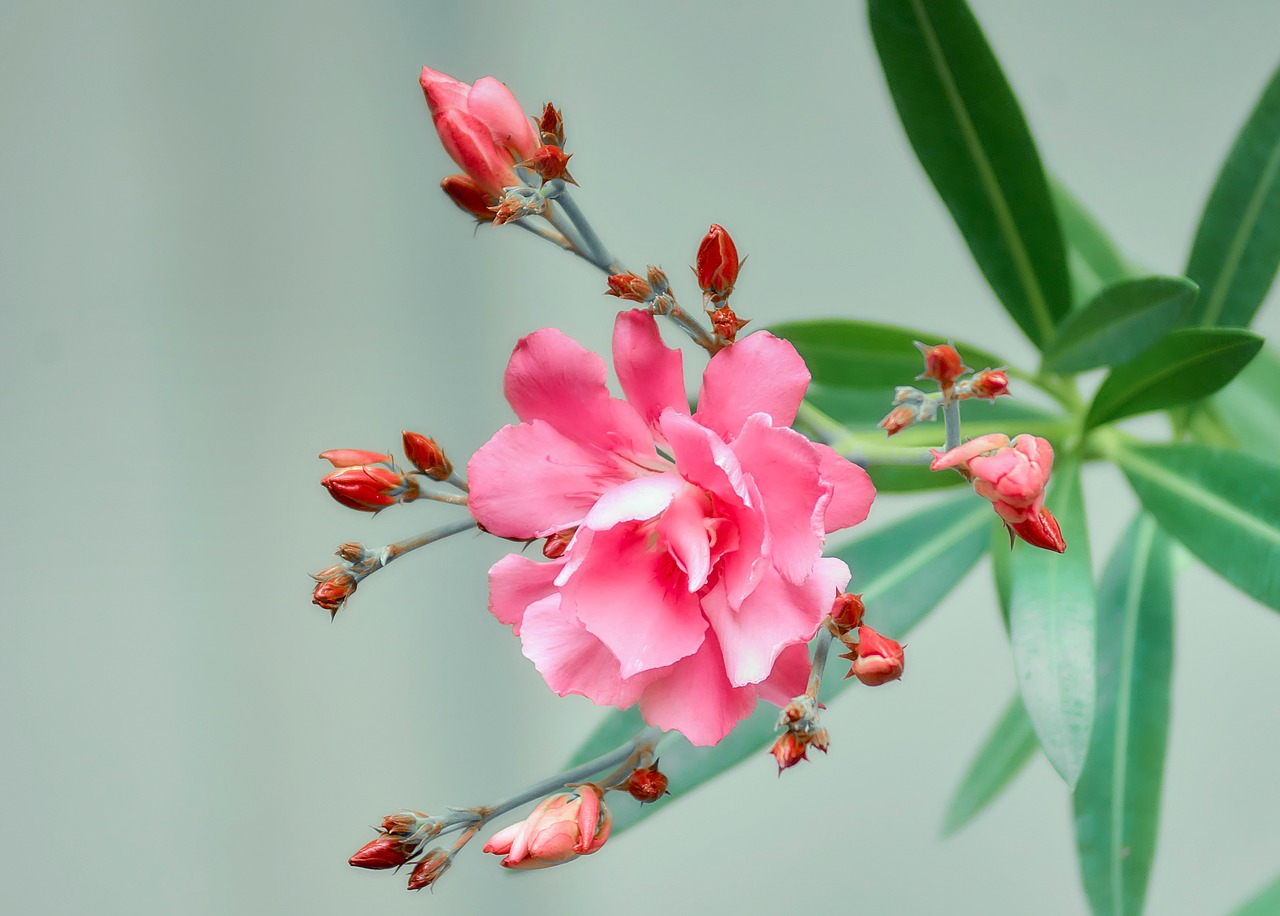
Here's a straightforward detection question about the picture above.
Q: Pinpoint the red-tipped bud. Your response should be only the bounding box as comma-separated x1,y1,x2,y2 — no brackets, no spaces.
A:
771,732,810,772
538,102,565,146
402,431,454,481
842,626,905,686
407,849,451,890
336,542,367,563
542,527,577,560
915,341,970,390
441,174,497,223
645,265,670,295
830,591,865,634
626,765,669,803
321,463,419,512
349,836,411,870
958,368,1010,400
521,145,575,184
696,224,740,302
319,449,393,468
708,304,750,345
311,566,357,618
877,405,916,437
1009,504,1066,553
605,273,653,302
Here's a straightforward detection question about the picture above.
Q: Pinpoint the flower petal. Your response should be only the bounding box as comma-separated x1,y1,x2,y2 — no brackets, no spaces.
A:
657,486,714,592
583,472,683,531
468,76,540,160
519,596,655,707
811,442,876,532
638,630,757,746
753,642,813,707
613,310,689,437
488,553,564,634
695,331,810,439
433,109,518,198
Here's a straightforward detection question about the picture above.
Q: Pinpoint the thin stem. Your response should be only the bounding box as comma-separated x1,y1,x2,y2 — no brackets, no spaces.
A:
554,188,621,275
377,518,479,570
413,489,469,506
445,470,470,494
805,627,837,699
794,400,936,466
942,398,962,452
512,218,606,273
663,302,717,353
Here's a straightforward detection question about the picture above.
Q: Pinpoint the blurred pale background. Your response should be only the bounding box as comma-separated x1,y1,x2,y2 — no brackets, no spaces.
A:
3,2,1279,913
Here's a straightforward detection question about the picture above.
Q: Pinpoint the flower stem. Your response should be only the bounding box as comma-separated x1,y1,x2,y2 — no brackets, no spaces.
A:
805,627,837,700
553,188,621,275
376,518,479,570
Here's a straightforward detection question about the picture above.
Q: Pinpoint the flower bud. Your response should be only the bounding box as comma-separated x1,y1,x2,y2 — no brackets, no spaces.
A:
319,449,393,468
538,102,565,146
542,527,577,560
402,431,454,481
829,590,865,634
626,764,669,804
482,785,611,870
957,367,1010,400
605,273,653,302
708,304,749,346
321,463,420,512
521,145,575,184
645,265,671,296
770,732,810,773
407,848,451,891
440,174,497,223
842,625,905,686
349,836,411,870
915,341,970,391
311,566,357,618
1009,504,1066,553
696,224,740,302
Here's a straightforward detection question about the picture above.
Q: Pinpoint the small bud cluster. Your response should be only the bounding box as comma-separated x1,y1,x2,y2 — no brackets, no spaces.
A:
349,811,447,889
318,432,457,514
878,342,1010,437
771,694,830,773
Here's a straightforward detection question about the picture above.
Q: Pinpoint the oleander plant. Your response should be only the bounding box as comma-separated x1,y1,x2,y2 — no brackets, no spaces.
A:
306,2,1280,912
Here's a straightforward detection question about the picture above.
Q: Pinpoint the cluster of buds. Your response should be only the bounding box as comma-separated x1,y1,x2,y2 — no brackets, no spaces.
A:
696,224,749,348
878,342,1010,437
310,541,378,617
771,694,830,773
482,785,612,870
931,434,1066,552
318,431,457,514
605,266,671,309
349,811,450,890
880,385,939,436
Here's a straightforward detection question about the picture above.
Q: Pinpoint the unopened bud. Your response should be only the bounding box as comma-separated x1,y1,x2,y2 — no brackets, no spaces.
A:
311,566,357,618
349,836,411,871
956,368,1010,400
407,848,451,890
829,591,865,634
878,387,937,436
521,145,575,184
626,764,669,804
695,224,740,302
841,625,905,686
708,304,750,345
1008,504,1066,553
915,341,970,391
542,527,577,559
605,273,653,302
537,102,565,146
770,732,810,773
319,449,394,468
336,542,367,563
440,175,497,223
645,265,670,296
402,431,453,481
321,463,420,512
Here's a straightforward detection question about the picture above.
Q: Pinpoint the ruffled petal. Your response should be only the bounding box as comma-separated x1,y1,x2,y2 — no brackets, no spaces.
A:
811,442,876,532
657,486,714,592
638,631,757,746
753,643,813,707
433,109,518,198
467,419,622,539
519,596,655,707
487,553,565,634
695,331,810,439
730,414,826,585
612,310,689,437
583,472,683,531
467,76,540,160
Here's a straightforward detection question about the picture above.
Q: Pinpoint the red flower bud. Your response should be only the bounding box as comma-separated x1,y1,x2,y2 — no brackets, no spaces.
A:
696,224,740,301
542,527,577,560
521,145,575,184
877,405,916,437
960,368,1010,400
538,102,565,146
770,732,810,773
626,764,669,803
321,464,419,512
830,591,865,634
605,273,653,302
842,626,905,686
319,449,393,468
407,848,451,890
349,836,411,870
708,304,750,345
440,174,497,223
1008,504,1066,553
915,341,970,390
311,566,357,618
402,431,453,481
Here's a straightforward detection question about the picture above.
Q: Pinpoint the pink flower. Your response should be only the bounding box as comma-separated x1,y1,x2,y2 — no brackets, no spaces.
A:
468,310,875,745
482,786,612,870
420,67,540,199
931,433,1066,553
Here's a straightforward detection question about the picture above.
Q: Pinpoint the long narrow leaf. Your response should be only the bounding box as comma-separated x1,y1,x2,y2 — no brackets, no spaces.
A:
1050,179,1136,306
941,693,1037,836
1074,515,1175,916
868,0,1070,347
1213,345,1280,458
1116,443,1280,612
574,492,993,835
1009,460,1096,787
1230,872,1280,916
1187,62,1280,328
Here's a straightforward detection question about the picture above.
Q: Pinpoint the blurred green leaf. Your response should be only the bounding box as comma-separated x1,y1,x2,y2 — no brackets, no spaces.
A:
1050,179,1136,306
990,518,1013,633
1116,443,1280,613
805,380,1052,432
869,463,966,493
1009,460,1096,787
1230,872,1280,916
1085,328,1263,429
941,692,1037,836
575,492,992,835
1043,276,1198,374
1213,345,1280,458
1074,515,1175,916
770,319,1007,391
868,0,1070,347
1187,61,1280,328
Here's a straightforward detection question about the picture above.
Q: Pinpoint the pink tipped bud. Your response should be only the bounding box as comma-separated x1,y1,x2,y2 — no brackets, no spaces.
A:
829,590,865,635
915,341,970,390
407,849,451,890
402,431,453,481
521,145,575,184
605,273,653,302
843,626,905,686
349,836,411,871
958,368,1010,400
626,765,669,804
708,304,750,345
770,732,810,773
538,102,565,146
321,463,419,512
311,566,357,618
877,405,916,437
696,224,740,302
482,786,612,870
319,449,393,468
441,174,497,222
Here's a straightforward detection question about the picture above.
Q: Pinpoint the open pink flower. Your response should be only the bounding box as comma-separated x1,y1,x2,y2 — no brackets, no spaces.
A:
468,310,875,745
420,67,540,198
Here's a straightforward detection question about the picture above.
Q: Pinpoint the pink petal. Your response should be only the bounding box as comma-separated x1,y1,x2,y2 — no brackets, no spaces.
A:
504,328,655,462
730,415,826,585
419,66,471,117
468,76,540,160
433,109,518,198
612,310,689,437
487,553,564,634
482,821,524,857
583,472,683,531
467,419,621,539
561,523,708,678
695,331,810,439
638,631,757,746
929,433,1010,471
657,486,714,592
753,642,814,707
811,442,876,532
701,557,848,687
519,596,655,707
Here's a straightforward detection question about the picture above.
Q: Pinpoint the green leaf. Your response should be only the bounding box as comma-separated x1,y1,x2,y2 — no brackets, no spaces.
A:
1043,276,1198,374
805,380,1051,433
1213,345,1280,458
1074,515,1175,916
1187,61,1280,328
1085,328,1263,429
769,319,1008,392
990,518,1013,633
1009,460,1096,787
1230,872,1280,916
868,0,1070,347
869,464,967,493
576,492,993,835
1116,443,1280,612
1050,179,1136,306
941,692,1037,836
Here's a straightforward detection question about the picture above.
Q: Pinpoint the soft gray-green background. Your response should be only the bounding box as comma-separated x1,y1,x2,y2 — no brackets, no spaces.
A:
4,2,1279,913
